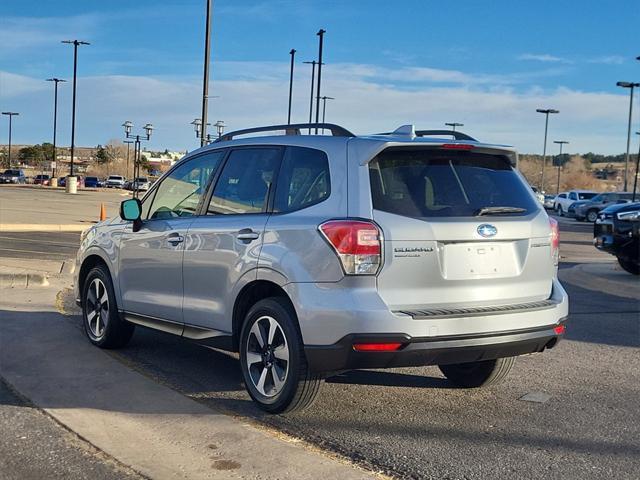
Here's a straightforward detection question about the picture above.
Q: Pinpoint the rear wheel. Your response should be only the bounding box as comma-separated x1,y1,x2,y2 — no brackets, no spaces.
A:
586,209,599,223
439,357,515,388
239,298,321,413
617,257,640,275
82,266,135,348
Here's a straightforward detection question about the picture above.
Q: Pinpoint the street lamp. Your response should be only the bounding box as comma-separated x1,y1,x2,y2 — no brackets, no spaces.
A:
46,78,67,179
314,29,326,133
191,118,213,144
1,112,19,168
445,122,464,132
123,121,153,198
303,60,323,134
616,81,640,191
553,140,569,194
62,40,89,187
287,49,296,125
536,108,559,192
214,120,225,138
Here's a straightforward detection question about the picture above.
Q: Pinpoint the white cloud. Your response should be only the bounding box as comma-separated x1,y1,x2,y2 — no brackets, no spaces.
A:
587,55,625,65
518,54,572,64
0,63,635,155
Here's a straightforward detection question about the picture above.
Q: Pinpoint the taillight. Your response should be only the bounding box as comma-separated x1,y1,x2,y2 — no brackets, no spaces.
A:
441,143,475,150
549,217,559,266
319,220,382,275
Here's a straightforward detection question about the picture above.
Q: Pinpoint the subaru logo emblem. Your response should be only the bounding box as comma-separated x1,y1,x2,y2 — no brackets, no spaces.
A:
477,224,498,238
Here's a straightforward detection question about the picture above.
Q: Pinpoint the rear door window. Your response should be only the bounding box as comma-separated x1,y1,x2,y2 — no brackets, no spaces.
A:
369,148,538,218
207,148,281,215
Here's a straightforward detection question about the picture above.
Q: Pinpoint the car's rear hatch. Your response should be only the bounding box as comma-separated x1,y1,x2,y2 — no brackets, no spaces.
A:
367,144,555,311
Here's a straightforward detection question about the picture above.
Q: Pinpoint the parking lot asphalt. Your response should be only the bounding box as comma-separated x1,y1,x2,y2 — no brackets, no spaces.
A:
0,232,81,260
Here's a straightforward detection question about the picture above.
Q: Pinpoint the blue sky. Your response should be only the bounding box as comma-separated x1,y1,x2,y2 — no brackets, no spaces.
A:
1,0,639,153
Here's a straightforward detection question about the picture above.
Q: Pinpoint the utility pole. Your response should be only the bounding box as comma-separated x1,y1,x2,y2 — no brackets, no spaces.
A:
553,140,569,194
1,112,19,168
46,78,66,179
536,108,559,192
200,0,213,147
616,81,640,191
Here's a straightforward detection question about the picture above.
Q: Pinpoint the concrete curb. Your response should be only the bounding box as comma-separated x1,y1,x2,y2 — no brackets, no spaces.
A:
0,272,49,288
0,224,91,232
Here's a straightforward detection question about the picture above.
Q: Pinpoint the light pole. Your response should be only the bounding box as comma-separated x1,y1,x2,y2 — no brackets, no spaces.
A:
124,140,134,178
1,112,19,168
200,0,214,147
536,108,559,192
616,81,640,192
633,131,640,202
445,122,464,132
287,49,296,124
320,96,334,133
303,60,322,134
62,40,89,187
553,140,569,194
314,29,326,133
46,78,66,179
123,121,153,198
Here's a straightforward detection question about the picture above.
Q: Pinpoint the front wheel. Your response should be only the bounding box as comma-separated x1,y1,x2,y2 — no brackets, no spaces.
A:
82,265,135,348
555,205,563,216
239,298,321,413
586,210,599,223
439,357,515,388
617,257,640,275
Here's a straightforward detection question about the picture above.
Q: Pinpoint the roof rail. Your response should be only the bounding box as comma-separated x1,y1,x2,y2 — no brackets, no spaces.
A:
214,123,355,143
415,130,477,141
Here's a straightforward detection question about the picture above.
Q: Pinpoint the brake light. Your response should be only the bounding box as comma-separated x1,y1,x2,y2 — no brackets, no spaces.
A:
319,220,382,275
549,217,559,266
441,143,475,150
353,343,402,352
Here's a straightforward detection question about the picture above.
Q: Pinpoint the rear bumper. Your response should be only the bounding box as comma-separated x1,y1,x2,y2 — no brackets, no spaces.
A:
305,321,565,374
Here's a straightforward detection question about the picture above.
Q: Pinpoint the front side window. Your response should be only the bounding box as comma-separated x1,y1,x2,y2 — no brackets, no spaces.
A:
274,146,330,213
369,148,538,218
569,192,578,200
145,151,224,220
207,148,281,215
578,192,597,200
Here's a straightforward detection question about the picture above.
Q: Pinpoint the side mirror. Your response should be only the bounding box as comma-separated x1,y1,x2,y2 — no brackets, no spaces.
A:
120,198,142,221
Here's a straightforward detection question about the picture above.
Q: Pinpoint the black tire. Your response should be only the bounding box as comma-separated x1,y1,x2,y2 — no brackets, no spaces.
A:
586,210,599,223
239,297,321,414
82,265,134,349
557,205,564,216
617,257,640,275
439,357,516,388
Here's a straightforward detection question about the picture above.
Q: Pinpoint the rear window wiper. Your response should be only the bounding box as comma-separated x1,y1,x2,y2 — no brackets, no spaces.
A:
474,206,526,216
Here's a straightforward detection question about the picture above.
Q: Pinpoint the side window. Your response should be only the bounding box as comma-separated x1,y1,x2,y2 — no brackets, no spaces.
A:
146,151,224,220
207,148,280,215
569,192,577,200
559,194,566,199
608,194,618,202
274,146,330,213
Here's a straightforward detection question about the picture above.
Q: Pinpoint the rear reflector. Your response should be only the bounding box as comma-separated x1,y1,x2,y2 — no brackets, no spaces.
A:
553,324,565,335
441,143,475,150
549,217,559,266
353,343,403,352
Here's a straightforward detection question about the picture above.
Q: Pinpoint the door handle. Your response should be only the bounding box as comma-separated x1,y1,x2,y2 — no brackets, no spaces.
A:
167,234,184,245
236,229,260,241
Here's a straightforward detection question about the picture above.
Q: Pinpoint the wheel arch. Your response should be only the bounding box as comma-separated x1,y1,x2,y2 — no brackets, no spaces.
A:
232,280,297,351
78,252,114,301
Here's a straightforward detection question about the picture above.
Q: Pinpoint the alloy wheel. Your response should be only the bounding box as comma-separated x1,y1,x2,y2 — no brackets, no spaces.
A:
85,278,109,339
245,315,290,397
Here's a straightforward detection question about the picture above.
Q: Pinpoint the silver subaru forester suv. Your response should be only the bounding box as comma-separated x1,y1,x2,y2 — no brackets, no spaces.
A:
75,123,568,413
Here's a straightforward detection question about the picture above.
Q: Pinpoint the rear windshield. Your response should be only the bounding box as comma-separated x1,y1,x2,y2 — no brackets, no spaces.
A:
4,170,21,175
369,148,538,218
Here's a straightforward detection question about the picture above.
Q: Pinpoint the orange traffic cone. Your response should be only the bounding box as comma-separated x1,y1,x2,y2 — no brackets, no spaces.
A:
99,203,107,222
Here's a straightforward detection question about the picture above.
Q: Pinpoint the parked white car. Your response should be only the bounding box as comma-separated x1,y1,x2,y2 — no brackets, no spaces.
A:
105,175,126,188
554,190,597,216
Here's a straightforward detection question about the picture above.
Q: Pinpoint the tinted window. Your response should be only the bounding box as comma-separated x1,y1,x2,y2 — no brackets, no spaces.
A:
569,192,577,200
559,194,567,199
578,192,597,200
369,149,538,218
207,148,280,215
146,151,223,220
274,146,330,213
620,193,633,200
